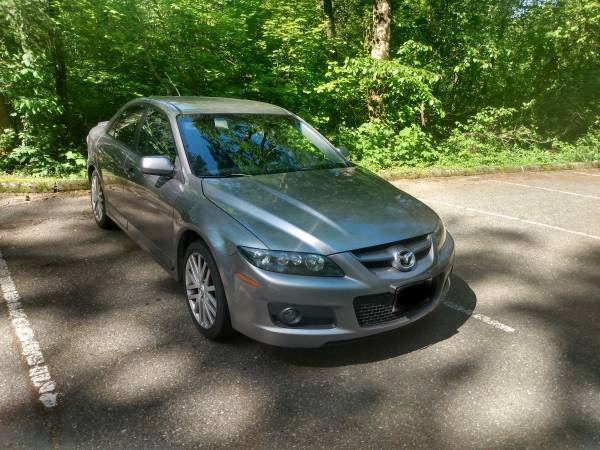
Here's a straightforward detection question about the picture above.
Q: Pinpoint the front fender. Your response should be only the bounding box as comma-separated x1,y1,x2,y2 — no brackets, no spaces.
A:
172,177,266,286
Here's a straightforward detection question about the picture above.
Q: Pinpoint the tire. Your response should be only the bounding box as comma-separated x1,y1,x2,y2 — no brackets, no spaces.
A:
89,170,116,229
183,240,233,340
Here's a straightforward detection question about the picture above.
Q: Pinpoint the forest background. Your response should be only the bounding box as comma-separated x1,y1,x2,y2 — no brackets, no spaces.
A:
0,0,598,176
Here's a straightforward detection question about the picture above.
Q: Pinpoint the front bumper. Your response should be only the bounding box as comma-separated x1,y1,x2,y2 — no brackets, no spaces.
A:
226,234,455,348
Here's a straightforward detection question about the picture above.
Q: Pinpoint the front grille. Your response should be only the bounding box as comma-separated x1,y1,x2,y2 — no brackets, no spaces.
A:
354,278,438,327
352,234,432,271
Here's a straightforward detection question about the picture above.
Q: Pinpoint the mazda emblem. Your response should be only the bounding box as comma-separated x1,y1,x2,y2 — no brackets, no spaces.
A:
392,249,416,271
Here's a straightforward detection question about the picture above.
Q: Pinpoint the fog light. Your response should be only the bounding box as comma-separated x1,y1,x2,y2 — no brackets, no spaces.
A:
278,307,302,325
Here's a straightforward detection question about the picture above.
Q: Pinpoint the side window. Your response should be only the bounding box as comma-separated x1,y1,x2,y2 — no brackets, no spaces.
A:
108,105,145,147
138,110,177,162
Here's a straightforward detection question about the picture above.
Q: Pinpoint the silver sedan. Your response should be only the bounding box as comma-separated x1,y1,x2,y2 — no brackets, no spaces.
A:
86,96,454,348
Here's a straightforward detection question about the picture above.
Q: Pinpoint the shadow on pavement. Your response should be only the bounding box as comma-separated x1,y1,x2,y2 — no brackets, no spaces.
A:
2,194,599,448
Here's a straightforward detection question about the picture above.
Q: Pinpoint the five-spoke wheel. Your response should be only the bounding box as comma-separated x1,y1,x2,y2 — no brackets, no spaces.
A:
89,170,115,229
185,252,218,329
183,241,232,339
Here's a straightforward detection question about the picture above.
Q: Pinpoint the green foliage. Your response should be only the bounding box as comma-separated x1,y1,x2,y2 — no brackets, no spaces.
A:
553,120,600,159
0,128,18,155
338,122,436,170
0,0,598,175
440,106,544,154
436,108,600,168
317,57,441,128
0,143,86,176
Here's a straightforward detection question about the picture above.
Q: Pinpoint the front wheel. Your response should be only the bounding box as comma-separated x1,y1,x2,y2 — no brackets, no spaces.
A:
184,241,233,340
90,170,115,229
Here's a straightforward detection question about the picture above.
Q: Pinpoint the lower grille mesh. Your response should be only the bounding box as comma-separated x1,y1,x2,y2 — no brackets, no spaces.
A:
354,279,439,327
354,300,398,327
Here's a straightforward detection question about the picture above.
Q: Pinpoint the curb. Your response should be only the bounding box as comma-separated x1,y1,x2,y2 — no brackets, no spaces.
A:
379,160,600,181
0,178,88,194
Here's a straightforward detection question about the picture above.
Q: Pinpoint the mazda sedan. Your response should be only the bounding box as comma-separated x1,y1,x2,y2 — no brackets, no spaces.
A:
86,96,454,347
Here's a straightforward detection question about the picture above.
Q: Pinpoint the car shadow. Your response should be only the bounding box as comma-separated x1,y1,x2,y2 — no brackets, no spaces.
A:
262,274,476,367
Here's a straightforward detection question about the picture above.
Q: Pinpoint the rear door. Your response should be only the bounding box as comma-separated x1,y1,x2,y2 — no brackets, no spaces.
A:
121,107,182,267
96,104,145,226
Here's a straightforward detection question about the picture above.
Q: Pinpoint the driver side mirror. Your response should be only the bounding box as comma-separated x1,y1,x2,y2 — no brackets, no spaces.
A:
336,146,349,158
139,156,174,176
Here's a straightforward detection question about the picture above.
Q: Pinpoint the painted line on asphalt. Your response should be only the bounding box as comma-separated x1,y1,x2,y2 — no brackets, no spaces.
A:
0,251,58,408
488,179,600,200
573,171,600,177
425,198,600,241
443,300,515,333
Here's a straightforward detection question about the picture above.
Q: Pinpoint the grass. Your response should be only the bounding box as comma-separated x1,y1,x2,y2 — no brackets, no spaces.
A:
379,160,600,180
0,174,88,193
376,139,600,178
434,146,600,169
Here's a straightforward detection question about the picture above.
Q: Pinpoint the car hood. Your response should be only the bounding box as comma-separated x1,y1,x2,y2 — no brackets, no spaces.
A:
201,167,439,255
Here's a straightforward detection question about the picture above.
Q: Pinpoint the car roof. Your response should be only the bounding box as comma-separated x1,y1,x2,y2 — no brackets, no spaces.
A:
146,96,291,115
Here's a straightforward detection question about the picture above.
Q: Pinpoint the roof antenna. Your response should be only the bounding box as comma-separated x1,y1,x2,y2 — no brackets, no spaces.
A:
165,73,181,96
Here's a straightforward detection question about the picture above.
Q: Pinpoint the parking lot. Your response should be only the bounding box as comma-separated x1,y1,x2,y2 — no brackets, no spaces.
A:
1,169,598,449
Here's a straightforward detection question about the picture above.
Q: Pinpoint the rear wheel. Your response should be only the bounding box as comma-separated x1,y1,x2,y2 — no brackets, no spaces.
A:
90,170,115,229
184,241,232,340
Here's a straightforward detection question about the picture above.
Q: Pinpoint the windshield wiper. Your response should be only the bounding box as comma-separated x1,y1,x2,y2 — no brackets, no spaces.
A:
209,173,253,178
201,173,253,178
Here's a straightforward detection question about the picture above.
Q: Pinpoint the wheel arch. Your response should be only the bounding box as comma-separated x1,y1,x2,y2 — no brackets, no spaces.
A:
87,164,96,182
176,228,209,282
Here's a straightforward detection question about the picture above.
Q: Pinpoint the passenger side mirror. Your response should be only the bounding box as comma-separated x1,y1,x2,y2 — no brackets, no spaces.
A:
139,156,174,176
336,146,349,158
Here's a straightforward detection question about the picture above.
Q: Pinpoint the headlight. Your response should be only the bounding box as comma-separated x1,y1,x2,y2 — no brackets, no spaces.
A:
434,220,447,250
238,246,345,277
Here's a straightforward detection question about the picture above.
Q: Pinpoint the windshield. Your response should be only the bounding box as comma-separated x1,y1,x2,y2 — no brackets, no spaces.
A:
177,114,348,177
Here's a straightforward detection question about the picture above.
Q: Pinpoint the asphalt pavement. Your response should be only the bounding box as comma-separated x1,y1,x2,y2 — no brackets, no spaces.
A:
0,169,598,449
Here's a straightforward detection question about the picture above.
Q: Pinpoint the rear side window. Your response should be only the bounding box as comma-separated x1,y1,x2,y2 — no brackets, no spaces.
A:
138,109,177,162
108,104,145,147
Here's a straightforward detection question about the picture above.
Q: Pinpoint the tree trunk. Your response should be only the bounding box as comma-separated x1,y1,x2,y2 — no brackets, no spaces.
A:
0,93,11,133
322,0,338,60
368,0,392,119
371,0,391,60
46,0,70,143
323,0,335,39
142,42,173,95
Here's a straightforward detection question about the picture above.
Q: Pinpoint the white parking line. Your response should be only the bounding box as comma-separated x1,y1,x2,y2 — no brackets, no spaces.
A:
0,252,58,408
488,179,600,200
425,199,600,241
573,171,600,177
443,300,515,333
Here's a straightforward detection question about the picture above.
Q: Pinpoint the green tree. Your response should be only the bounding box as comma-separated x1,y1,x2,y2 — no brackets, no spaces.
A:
0,0,598,175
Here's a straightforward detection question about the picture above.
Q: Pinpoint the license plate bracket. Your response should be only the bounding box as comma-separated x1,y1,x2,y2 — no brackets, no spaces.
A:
392,278,434,314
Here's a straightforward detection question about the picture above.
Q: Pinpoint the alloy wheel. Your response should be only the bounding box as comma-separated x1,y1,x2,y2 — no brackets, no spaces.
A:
91,174,104,222
185,252,217,329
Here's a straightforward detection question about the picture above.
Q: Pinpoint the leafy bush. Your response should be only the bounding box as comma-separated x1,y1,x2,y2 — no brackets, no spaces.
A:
0,128,17,156
435,109,600,168
337,121,436,170
552,120,600,161
337,109,600,171
0,35,80,176
317,57,442,129
0,144,86,176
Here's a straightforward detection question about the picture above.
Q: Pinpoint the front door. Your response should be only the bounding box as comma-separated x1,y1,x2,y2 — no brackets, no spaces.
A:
121,108,182,268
